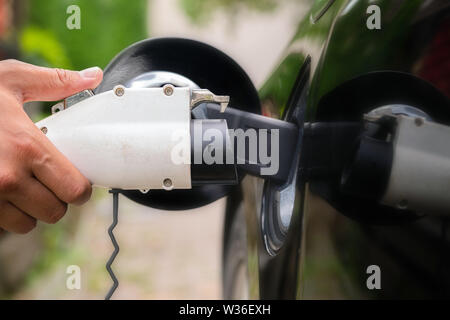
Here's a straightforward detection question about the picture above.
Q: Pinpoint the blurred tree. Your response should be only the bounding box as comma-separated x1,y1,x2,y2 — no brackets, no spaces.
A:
18,0,148,119
20,0,148,69
178,0,280,24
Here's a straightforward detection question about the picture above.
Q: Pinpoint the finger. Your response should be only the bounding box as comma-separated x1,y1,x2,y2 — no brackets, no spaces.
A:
0,119,92,206
31,128,92,205
30,135,92,205
0,201,36,234
7,177,68,224
0,60,102,103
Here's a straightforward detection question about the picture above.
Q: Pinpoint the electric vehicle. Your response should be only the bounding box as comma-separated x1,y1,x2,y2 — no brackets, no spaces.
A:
221,0,450,299
87,0,450,299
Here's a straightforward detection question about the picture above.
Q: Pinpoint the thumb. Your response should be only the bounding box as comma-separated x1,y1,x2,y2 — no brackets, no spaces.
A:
1,60,103,103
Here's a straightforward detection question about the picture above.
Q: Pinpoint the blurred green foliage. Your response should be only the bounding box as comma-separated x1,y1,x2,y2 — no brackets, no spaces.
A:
21,26,72,68
18,0,147,119
20,0,148,70
24,221,87,289
178,0,280,24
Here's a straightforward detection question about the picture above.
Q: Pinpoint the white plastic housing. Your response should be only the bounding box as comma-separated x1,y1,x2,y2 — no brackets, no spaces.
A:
35,87,192,190
382,115,450,214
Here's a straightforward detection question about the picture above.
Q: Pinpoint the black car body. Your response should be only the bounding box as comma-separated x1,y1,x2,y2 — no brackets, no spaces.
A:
222,0,450,299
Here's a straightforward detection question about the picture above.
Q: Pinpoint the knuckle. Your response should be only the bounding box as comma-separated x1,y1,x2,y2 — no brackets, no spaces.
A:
14,132,37,156
54,68,74,86
31,151,51,170
0,172,19,193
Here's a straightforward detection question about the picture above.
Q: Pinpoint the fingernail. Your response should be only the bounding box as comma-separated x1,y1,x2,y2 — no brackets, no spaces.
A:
79,66,102,79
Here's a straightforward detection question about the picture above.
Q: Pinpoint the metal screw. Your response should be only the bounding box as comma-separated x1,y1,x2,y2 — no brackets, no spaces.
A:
40,127,48,134
163,178,173,188
51,102,64,114
398,199,408,210
114,86,125,97
163,84,174,96
415,117,424,127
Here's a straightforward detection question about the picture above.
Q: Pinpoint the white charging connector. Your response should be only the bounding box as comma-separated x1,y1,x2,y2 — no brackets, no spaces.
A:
382,115,450,214
35,85,229,191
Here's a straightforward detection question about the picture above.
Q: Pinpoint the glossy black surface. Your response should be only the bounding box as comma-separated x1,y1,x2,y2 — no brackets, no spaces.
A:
236,0,450,299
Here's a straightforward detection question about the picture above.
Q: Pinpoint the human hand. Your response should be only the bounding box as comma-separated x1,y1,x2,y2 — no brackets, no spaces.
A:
0,59,103,233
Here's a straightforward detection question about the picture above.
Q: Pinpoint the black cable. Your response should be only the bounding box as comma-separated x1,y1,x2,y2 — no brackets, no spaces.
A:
105,190,120,300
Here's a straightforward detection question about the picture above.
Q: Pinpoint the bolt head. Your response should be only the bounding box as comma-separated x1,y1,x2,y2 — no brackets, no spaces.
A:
163,84,174,96
414,117,424,127
163,178,173,188
398,199,408,210
114,86,125,97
